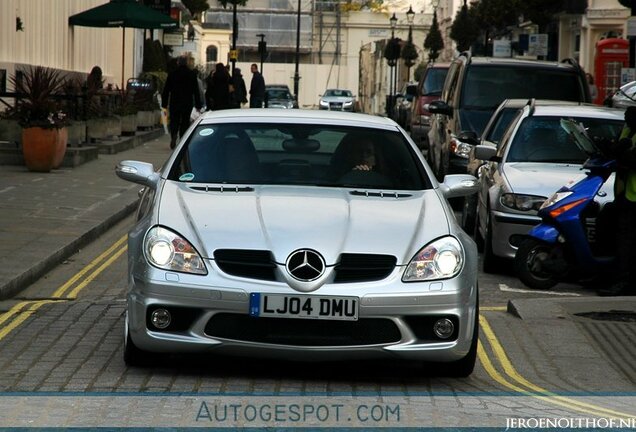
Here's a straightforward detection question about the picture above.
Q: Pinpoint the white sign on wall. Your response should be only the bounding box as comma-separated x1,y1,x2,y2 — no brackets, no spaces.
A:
622,68,636,85
528,34,548,56
493,40,511,58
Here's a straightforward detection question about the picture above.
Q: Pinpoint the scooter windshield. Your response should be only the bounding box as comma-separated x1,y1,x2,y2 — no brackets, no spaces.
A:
560,119,600,156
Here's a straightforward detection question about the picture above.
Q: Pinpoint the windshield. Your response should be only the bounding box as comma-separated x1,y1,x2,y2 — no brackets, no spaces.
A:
169,124,429,190
462,66,584,109
324,90,352,98
422,67,448,95
484,107,521,144
507,116,623,163
266,89,292,100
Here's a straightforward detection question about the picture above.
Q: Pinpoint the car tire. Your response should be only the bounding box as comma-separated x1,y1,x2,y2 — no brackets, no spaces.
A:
461,194,477,234
482,212,503,274
442,290,478,377
123,313,153,367
514,239,559,290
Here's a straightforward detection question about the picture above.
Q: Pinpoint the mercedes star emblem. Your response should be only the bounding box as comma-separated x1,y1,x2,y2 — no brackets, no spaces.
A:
286,249,326,282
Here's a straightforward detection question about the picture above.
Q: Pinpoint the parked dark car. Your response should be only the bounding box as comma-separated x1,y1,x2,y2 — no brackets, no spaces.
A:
427,53,591,181
265,84,297,109
409,63,449,150
393,81,418,129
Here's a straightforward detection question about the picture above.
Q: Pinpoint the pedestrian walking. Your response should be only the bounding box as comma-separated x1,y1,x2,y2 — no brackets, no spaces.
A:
206,63,231,111
161,56,203,149
230,67,248,108
599,106,636,296
586,73,598,102
249,63,265,108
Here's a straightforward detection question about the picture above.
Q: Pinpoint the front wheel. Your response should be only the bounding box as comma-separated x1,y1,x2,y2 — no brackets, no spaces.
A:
514,239,559,290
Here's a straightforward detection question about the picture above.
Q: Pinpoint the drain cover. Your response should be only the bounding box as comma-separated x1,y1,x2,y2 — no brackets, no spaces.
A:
575,310,636,323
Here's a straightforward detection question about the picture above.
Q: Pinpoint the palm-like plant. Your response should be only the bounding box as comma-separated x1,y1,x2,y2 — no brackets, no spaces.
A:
10,66,68,129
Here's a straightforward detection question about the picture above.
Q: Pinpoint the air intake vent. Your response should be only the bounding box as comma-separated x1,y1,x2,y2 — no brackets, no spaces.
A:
214,249,277,281
334,254,397,283
350,190,412,198
205,313,401,346
190,185,254,192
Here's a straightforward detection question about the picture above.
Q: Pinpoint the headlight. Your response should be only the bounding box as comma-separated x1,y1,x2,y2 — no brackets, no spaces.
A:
540,190,573,210
450,135,472,159
343,100,353,106
402,237,464,282
144,226,207,274
319,100,329,107
500,193,546,212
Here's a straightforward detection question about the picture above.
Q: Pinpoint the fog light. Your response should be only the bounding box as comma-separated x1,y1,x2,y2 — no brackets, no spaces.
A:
433,318,454,339
151,308,171,329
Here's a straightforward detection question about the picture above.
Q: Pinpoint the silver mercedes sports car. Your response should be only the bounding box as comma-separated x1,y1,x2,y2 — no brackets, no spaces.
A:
116,109,479,376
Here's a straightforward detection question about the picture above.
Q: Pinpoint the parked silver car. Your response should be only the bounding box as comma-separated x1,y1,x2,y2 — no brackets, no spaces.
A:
116,109,479,376
319,89,356,111
609,80,636,109
472,101,623,273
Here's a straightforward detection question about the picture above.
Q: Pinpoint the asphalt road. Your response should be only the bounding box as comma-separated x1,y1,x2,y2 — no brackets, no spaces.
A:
0,215,634,428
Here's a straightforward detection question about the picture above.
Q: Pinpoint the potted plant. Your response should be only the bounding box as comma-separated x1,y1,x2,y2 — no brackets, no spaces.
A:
10,66,69,172
114,89,138,135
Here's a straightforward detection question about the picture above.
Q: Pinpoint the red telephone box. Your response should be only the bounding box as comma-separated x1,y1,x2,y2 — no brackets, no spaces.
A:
594,38,630,105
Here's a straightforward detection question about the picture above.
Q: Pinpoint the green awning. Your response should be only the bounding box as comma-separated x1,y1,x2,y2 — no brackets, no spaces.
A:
68,0,177,29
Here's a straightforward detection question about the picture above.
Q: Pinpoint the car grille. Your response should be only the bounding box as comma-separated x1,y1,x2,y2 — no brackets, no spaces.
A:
214,249,277,281
204,313,401,346
214,250,396,283
334,254,397,283
329,102,343,109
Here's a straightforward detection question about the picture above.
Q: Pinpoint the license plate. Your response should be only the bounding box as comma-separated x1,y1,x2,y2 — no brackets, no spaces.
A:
249,293,358,321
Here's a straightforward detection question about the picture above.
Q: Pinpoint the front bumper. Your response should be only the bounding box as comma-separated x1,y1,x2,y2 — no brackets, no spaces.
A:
491,210,541,259
127,264,478,363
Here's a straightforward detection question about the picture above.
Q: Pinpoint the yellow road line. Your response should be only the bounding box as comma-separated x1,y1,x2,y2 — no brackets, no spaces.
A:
1,236,128,341
66,245,127,299
0,300,63,340
52,234,127,298
481,306,507,311
479,314,634,419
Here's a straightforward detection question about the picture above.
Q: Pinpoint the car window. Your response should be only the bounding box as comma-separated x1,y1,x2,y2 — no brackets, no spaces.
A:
462,66,584,109
506,116,622,163
169,124,429,190
325,90,352,97
442,63,460,102
483,108,521,144
422,68,448,96
267,89,291,100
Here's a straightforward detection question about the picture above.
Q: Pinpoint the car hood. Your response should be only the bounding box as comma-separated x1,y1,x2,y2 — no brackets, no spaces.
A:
321,96,354,103
502,163,587,197
157,182,449,265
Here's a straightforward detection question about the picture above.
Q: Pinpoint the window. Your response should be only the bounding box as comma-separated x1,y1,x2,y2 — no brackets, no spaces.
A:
206,45,218,63
169,124,429,190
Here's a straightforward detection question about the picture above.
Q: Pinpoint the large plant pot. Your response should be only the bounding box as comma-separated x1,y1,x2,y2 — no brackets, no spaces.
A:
136,111,155,129
119,114,137,135
87,118,109,141
21,127,67,172
67,121,86,145
53,127,68,169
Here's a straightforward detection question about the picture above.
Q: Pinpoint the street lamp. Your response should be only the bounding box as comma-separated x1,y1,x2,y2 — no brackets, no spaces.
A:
405,5,415,82
293,0,301,102
231,2,238,74
388,12,397,117
257,33,266,73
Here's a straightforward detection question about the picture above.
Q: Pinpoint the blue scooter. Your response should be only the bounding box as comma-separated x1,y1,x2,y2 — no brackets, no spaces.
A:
513,120,617,290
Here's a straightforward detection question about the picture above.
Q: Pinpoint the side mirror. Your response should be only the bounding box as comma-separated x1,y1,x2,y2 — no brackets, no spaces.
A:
116,160,160,189
427,100,452,117
439,174,478,199
473,145,499,162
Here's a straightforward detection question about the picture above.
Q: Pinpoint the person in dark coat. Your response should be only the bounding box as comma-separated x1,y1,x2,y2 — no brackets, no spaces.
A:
230,68,248,108
206,63,231,111
249,63,265,108
162,56,203,149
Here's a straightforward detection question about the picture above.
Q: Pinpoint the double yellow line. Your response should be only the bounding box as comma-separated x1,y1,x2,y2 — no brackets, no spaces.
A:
0,234,128,342
478,312,634,419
